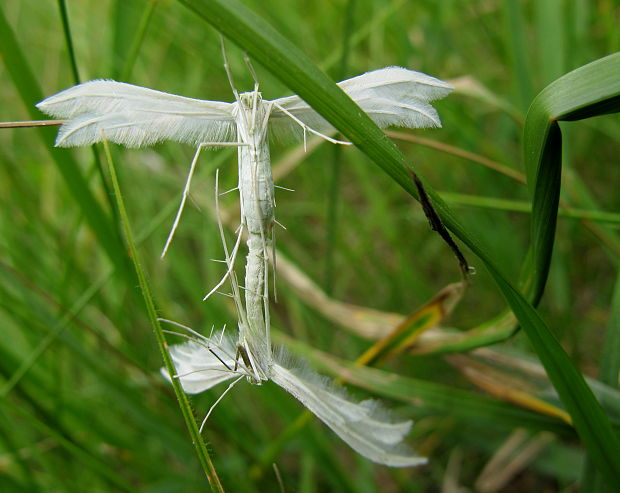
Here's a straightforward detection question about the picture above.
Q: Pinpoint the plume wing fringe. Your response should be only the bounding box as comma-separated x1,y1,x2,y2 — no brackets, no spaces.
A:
161,339,238,394
269,66,452,139
37,80,236,147
269,354,426,468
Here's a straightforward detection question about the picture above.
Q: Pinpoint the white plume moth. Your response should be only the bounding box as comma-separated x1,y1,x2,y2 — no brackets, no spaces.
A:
37,64,452,467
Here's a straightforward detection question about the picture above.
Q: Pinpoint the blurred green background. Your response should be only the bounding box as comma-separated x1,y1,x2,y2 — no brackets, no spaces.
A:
1,0,619,491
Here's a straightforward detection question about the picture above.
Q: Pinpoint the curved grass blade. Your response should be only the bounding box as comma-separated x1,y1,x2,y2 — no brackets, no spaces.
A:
101,141,224,492
524,52,620,305
177,1,620,486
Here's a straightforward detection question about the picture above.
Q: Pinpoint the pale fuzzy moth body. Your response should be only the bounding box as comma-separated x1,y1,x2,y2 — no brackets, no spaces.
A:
37,66,452,467
234,92,274,381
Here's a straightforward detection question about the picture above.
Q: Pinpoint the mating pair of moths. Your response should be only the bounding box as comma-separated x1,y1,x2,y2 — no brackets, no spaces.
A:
38,65,452,467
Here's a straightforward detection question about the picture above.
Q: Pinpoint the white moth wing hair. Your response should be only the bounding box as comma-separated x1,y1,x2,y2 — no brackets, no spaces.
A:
269,66,452,140
37,80,236,148
270,351,426,467
161,337,237,394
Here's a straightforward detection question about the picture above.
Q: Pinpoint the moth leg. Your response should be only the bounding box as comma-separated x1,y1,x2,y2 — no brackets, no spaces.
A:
162,141,247,258
213,170,250,329
203,226,243,301
199,375,244,432
271,101,353,146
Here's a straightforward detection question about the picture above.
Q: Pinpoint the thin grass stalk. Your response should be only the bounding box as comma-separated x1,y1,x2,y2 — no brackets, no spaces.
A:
56,0,80,83
119,0,159,81
56,0,123,237
101,139,225,492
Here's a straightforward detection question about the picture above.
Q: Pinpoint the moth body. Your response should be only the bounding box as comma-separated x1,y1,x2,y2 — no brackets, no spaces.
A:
232,90,276,380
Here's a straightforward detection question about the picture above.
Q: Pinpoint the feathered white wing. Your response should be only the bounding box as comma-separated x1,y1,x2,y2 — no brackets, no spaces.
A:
161,339,238,394
270,356,426,468
37,80,236,147
269,66,452,139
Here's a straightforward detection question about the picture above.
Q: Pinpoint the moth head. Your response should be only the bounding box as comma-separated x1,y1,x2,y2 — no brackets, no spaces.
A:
238,91,263,109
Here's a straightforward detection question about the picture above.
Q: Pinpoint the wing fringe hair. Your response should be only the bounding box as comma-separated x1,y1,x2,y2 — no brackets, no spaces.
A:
162,336,426,467
37,80,236,147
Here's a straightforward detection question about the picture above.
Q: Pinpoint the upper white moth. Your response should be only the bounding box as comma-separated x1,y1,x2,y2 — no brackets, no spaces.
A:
37,66,452,467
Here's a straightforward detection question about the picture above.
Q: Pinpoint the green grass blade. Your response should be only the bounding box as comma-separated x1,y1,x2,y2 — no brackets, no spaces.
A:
4,401,135,491
177,1,620,486
502,0,534,111
101,141,225,492
600,268,620,388
56,0,81,83
524,52,620,304
0,6,130,278
115,0,159,81
583,267,620,491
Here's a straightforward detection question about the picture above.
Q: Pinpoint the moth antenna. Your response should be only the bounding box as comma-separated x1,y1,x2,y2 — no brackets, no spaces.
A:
274,185,295,192
199,375,244,432
244,53,260,93
161,143,205,258
220,35,240,103
274,219,287,230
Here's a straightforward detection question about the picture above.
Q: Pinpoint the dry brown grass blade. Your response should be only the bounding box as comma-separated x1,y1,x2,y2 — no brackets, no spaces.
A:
0,119,64,128
446,353,572,424
475,429,555,493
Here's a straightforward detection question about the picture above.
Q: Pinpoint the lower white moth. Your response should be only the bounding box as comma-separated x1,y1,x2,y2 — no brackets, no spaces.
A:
37,64,452,467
